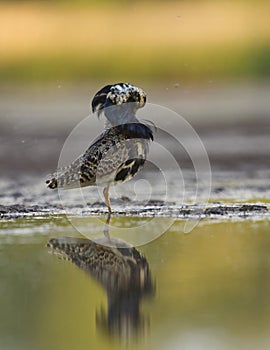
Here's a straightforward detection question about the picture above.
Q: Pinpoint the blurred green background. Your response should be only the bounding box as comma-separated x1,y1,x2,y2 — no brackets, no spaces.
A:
1,0,269,84
1,0,270,175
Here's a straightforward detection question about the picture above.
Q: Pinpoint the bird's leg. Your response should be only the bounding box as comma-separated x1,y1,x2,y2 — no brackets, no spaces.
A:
103,185,112,240
103,211,111,240
103,185,112,213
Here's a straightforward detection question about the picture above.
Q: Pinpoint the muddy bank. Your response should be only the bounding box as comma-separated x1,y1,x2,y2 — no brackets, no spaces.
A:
0,202,268,221
0,167,270,223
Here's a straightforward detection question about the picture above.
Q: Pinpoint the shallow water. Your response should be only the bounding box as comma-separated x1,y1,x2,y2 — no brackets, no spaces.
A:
1,219,270,350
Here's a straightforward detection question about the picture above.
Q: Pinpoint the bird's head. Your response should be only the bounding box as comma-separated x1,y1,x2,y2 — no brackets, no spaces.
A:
91,83,152,140
91,83,146,118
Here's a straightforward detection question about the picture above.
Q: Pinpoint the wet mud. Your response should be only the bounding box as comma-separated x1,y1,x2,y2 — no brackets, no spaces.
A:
0,201,268,221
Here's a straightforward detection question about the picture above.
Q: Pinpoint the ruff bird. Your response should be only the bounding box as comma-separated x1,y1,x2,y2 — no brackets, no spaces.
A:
48,236,153,339
46,83,153,213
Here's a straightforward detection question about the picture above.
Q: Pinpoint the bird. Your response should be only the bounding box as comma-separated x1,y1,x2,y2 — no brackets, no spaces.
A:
46,83,153,214
47,236,154,339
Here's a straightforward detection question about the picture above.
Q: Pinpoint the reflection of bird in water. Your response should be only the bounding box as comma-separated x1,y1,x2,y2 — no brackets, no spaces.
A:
48,237,154,341
46,83,153,214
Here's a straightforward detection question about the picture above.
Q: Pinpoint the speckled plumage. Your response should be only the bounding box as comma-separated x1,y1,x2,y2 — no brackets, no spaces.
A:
47,237,151,291
47,236,154,338
46,83,153,211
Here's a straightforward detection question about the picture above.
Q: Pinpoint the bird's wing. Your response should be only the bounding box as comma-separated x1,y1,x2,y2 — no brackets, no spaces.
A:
46,128,127,189
46,130,111,189
46,123,153,189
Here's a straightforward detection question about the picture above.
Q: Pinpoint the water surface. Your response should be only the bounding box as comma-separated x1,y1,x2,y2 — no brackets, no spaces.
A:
1,218,270,350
